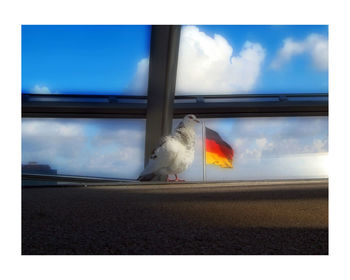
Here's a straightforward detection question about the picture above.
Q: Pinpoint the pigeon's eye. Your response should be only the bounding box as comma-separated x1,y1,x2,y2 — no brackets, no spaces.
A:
189,116,193,119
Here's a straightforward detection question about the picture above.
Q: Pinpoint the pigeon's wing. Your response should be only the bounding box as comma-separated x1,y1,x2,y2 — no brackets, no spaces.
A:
138,137,176,180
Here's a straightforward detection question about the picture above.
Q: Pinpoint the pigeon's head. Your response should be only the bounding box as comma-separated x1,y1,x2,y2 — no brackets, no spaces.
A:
183,114,200,128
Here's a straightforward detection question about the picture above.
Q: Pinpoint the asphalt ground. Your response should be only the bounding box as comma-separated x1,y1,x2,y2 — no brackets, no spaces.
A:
22,180,328,255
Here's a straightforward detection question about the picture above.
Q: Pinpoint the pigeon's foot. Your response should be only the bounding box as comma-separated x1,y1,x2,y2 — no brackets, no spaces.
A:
167,175,185,182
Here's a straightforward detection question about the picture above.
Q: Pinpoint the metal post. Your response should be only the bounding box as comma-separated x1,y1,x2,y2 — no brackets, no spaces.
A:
144,25,181,180
202,121,206,182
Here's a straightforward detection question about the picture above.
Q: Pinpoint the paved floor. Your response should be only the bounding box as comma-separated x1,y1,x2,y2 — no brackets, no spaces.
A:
22,180,328,255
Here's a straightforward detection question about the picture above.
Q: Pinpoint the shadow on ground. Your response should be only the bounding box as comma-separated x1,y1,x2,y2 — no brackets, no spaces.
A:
22,185,328,255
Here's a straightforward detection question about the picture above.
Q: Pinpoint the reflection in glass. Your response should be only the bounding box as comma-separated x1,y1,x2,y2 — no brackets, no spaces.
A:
22,118,145,179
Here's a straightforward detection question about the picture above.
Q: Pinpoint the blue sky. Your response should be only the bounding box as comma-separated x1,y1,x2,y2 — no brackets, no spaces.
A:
21,25,328,180
22,25,328,95
22,25,151,94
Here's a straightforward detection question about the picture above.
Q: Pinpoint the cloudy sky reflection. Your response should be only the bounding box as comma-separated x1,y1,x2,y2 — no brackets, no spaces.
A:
22,119,146,179
179,117,328,181
22,117,328,180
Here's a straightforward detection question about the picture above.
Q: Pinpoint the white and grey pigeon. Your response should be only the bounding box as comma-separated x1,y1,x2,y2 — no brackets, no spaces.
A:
137,114,200,181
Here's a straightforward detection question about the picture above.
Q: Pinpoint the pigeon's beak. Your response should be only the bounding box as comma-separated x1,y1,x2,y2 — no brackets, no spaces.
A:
195,119,200,123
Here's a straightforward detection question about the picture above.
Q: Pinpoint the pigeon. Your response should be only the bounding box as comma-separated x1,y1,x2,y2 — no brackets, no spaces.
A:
138,114,200,181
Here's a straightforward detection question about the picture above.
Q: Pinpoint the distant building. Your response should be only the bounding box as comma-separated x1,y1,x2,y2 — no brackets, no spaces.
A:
22,162,58,186
22,162,57,175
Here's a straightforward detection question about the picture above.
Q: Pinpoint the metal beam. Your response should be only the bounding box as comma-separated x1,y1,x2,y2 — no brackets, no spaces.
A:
144,25,181,173
22,101,147,119
22,93,328,119
174,100,328,118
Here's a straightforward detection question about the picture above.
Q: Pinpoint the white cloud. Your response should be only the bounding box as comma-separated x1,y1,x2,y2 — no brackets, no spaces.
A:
237,137,274,161
93,127,144,147
256,137,268,149
84,146,144,177
302,138,328,153
32,85,51,94
271,33,328,71
22,119,86,161
176,26,265,94
22,119,145,179
312,139,328,152
129,26,265,95
127,58,149,94
234,138,245,149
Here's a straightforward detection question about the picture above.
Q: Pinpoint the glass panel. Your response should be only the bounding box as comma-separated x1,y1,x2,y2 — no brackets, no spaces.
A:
22,118,145,181
22,25,151,95
175,25,328,95
174,117,328,181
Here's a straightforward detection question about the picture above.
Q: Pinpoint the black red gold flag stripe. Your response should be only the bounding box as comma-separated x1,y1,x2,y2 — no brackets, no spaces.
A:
205,127,234,168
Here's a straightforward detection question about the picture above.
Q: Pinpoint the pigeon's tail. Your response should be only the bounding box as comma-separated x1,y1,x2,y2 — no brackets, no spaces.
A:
137,173,157,181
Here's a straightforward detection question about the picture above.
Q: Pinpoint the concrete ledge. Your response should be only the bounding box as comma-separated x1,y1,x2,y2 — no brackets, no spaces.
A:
22,179,328,255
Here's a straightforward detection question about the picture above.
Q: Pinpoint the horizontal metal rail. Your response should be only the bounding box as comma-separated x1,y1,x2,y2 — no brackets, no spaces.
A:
22,173,328,187
22,93,328,118
22,173,136,183
21,92,147,99
22,92,328,99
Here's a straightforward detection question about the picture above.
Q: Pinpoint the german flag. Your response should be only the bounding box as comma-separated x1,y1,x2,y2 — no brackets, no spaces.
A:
205,127,234,168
